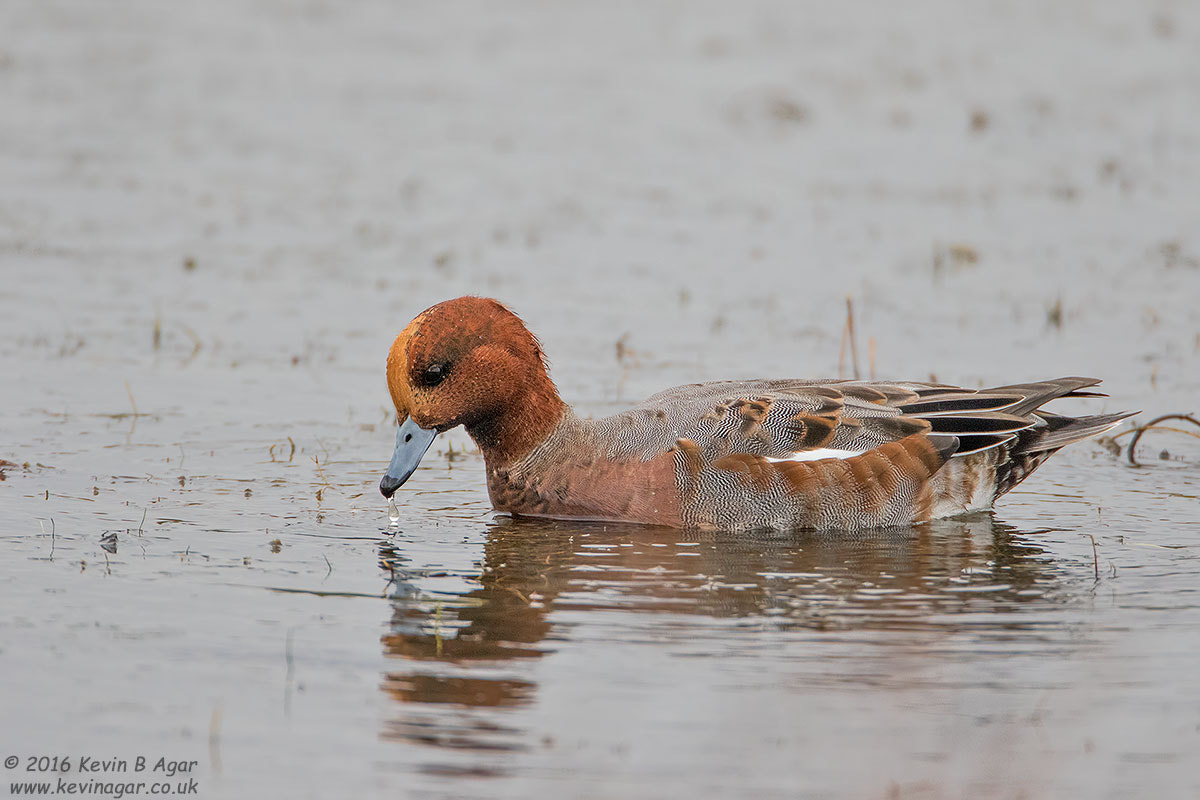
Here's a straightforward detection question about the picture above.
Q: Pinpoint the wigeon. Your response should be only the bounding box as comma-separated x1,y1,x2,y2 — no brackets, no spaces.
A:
380,297,1132,531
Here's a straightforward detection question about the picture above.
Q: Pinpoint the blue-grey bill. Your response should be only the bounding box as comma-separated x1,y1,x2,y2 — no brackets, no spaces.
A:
380,417,438,498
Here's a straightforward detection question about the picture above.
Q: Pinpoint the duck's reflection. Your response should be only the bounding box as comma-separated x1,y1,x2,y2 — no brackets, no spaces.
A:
378,514,1058,752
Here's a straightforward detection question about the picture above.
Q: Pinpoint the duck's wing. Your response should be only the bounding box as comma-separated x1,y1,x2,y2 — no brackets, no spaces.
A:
615,376,1115,462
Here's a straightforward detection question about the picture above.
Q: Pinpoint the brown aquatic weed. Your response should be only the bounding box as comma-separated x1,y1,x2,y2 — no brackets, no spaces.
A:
1121,413,1200,466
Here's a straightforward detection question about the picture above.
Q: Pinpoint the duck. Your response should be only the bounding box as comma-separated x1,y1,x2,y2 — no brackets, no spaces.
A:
380,296,1132,531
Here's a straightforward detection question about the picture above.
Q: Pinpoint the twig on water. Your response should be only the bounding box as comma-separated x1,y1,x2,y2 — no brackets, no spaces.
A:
271,438,297,463
1086,534,1099,582
313,455,333,491
39,518,57,559
1125,413,1200,466
837,296,860,379
125,381,139,417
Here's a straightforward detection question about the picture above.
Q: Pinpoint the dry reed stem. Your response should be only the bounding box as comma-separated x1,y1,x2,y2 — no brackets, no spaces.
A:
1126,413,1200,465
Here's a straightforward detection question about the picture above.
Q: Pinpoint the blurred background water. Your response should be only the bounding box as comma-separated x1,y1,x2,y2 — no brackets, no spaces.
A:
1,1,1198,798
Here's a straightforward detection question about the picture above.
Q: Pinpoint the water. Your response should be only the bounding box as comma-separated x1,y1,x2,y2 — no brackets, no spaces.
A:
2,1,1199,798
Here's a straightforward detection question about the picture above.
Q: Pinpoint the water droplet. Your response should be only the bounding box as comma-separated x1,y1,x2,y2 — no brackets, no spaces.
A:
387,497,400,525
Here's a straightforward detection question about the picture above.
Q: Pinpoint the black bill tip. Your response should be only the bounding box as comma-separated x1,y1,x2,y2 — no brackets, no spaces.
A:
379,474,403,498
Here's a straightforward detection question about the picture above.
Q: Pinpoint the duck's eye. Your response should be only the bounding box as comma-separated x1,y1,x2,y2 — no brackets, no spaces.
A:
420,362,449,387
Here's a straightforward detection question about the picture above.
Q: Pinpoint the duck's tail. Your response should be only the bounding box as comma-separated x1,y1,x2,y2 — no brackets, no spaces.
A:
990,378,1136,498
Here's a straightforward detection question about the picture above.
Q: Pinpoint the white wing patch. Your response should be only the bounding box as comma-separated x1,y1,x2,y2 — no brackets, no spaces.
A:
765,448,864,463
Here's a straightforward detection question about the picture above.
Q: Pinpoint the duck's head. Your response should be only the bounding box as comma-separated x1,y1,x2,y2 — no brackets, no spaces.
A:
380,296,563,498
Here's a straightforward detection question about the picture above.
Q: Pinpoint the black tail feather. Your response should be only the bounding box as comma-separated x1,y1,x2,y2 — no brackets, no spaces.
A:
1013,411,1137,455
992,409,1136,498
